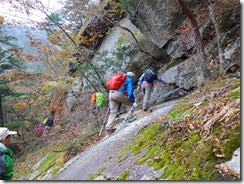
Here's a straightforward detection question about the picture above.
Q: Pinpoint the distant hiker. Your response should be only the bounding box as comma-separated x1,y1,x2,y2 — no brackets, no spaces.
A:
105,72,137,135
42,110,56,129
0,127,17,180
137,69,166,111
36,122,45,137
90,91,105,113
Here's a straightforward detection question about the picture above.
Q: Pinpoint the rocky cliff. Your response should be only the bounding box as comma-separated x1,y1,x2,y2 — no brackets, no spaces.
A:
66,0,240,111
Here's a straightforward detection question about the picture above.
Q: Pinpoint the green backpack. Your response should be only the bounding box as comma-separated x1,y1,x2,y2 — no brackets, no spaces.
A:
95,92,105,107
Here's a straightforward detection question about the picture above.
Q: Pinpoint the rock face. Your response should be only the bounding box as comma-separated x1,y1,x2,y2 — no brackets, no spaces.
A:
64,78,82,111
125,0,182,48
124,0,201,49
68,0,240,111
161,55,199,90
56,100,180,180
92,16,168,79
215,148,240,180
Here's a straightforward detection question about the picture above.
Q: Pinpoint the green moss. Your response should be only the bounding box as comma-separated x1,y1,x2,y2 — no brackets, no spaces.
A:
230,83,240,90
181,133,201,154
172,141,183,149
145,159,154,167
168,165,187,180
117,170,130,180
191,169,200,180
127,122,160,155
200,100,209,107
159,150,170,164
161,164,177,179
168,101,188,115
224,136,240,159
169,112,181,121
182,108,194,116
131,142,144,155
153,162,163,171
36,152,59,172
14,168,26,178
117,152,129,162
169,102,194,121
159,132,222,180
226,91,240,100
135,155,148,165
87,167,105,180
222,124,240,139
212,122,222,133
145,145,160,156
115,76,240,180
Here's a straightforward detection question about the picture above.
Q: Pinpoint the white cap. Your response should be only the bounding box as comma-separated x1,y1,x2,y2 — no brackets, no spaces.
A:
126,72,135,79
0,127,17,140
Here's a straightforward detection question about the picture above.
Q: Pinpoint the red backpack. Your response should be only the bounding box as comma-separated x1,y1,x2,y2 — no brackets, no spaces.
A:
106,73,126,90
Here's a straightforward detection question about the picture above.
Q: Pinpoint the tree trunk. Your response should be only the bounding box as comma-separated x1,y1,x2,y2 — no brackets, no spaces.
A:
177,0,210,87
0,95,4,127
207,0,227,73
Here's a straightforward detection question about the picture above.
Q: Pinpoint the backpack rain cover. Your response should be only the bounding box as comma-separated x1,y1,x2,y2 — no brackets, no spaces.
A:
106,73,126,90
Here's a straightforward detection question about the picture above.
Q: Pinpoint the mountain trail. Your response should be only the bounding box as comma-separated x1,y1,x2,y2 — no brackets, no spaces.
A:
55,99,182,180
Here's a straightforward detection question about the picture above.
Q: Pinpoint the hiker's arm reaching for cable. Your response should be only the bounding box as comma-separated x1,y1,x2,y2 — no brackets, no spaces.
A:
137,73,145,90
157,77,166,84
137,73,145,87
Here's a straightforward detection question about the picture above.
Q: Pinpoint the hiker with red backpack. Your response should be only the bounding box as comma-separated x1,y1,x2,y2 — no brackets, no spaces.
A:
105,72,137,135
137,69,166,112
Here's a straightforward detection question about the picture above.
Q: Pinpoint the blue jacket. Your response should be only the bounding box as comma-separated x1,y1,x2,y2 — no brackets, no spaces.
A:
117,74,135,103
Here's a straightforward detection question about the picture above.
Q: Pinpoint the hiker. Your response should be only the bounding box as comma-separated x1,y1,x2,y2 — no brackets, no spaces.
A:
137,69,166,112
42,110,56,129
0,127,17,180
116,102,123,118
106,72,137,135
90,91,105,113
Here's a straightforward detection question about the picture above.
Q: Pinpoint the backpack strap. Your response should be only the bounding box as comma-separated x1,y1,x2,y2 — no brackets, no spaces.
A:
42,117,48,125
0,149,6,175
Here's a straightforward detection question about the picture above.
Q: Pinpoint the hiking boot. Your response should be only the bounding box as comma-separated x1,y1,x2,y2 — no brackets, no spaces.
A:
143,107,152,113
144,109,152,113
143,107,150,111
115,117,124,122
106,128,116,135
127,114,137,123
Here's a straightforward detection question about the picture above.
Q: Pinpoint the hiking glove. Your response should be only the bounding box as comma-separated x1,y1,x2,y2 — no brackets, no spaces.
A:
133,102,138,107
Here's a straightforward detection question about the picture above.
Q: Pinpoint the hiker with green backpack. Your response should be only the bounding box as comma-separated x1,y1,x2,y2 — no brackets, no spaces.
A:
105,72,137,135
137,69,166,112
0,127,17,180
90,91,105,113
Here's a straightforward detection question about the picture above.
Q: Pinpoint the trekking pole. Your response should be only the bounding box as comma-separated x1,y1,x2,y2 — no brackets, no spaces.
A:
98,107,110,136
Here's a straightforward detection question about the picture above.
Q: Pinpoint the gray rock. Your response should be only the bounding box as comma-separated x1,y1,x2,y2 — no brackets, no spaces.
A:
216,148,240,177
